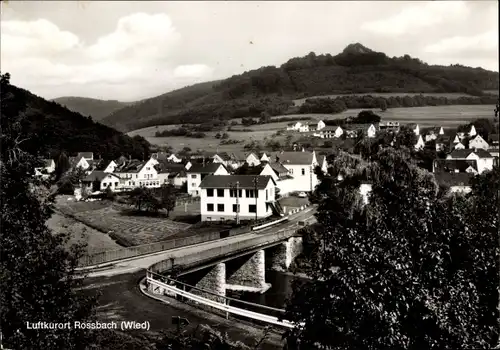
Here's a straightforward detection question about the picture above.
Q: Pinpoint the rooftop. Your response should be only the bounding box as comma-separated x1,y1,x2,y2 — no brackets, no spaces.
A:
82,171,119,182
188,163,225,174
199,175,274,190
274,151,314,165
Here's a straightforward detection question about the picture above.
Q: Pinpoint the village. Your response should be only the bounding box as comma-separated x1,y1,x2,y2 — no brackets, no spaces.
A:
34,116,499,229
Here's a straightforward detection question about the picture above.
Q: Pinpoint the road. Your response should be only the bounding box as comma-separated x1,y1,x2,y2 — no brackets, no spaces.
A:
79,207,316,348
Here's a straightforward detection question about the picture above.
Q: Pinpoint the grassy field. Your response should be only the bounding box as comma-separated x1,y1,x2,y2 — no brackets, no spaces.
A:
129,104,496,151
292,92,476,106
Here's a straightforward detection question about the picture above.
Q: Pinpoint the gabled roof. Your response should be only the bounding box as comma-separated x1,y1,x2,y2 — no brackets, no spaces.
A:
155,162,186,174
115,160,147,173
199,175,275,190
433,159,478,173
77,152,93,159
274,151,314,165
434,172,474,187
448,149,493,159
270,162,289,174
231,151,251,161
234,164,265,176
82,171,119,182
435,135,451,143
187,163,225,174
214,152,232,161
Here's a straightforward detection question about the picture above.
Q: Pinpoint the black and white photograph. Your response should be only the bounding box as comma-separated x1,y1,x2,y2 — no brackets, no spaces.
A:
1,1,499,349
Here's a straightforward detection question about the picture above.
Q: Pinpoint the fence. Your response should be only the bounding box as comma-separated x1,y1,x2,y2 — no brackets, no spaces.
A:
146,270,301,328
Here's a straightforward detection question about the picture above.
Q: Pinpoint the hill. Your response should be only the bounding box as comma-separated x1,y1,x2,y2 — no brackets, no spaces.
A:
99,43,499,132
52,96,132,121
0,73,151,161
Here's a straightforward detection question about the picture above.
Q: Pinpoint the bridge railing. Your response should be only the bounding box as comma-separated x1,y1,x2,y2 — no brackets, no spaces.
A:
78,231,221,267
148,228,298,274
146,270,300,328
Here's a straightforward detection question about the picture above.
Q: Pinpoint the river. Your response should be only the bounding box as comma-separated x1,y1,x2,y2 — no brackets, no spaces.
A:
226,270,310,318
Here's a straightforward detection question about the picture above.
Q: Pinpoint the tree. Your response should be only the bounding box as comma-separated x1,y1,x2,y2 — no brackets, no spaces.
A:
221,132,229,140
1,72,97,349
215,132,222,139
378,98,388,111
55,151,71,180
160,184,177,217
128,187,161,213
284,148,499,349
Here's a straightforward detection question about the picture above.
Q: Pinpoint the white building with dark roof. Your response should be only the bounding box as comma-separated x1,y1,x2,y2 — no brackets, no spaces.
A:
273,150,319,192
82,171,121,192
199,175,278,222
186,163,229,197
446,149,494,174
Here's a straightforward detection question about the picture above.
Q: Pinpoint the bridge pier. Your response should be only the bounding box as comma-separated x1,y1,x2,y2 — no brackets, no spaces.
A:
226,250,271,293
269,236,303,271
192,263,226,303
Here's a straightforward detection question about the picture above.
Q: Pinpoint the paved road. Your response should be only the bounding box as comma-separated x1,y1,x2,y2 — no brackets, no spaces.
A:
84,207,316,278
80,270,285,349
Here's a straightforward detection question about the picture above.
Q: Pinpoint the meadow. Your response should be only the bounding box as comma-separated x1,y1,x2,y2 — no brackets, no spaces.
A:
129,104,496,152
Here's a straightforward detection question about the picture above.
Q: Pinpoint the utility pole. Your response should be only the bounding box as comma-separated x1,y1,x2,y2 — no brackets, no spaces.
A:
232,181,240,225
253,176,259,222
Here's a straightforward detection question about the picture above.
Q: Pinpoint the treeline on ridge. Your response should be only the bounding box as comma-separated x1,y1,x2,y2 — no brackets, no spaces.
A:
299,94,498,114
100,44,499,132
0,73,151,161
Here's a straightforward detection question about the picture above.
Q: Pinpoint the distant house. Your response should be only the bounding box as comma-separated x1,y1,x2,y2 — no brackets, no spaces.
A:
286,122,309,133
452,135,460,144
432,159,478,175
69,154,93,171
97,160,118,173
414,135,425,151
469,125,477,137
367,124,377,138
345,130,357,138
260,152,270,162
245,152,261,167
34,159,56,178
468,135,489,150
412,124,420,136
167,154,183,163
435,136,451,152
446,149,494,174
424,127,444,142
434,172,474,194
82,171,121,192
213,152,233,167
315,126,343,139
113,159,160,189
274,150,319,192
186,163,230,197
155,162,190,187
199,175,278,222
309,120,326,131
454,142,465,150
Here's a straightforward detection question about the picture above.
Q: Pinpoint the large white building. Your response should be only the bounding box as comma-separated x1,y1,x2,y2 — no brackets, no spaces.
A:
199,175,278,222
186,163,229,196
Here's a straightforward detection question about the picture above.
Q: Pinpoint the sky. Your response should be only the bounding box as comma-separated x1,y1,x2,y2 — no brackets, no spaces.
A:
1,1,498,102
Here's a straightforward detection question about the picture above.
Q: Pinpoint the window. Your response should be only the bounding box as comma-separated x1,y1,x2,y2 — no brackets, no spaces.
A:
249,204,256,213
232,204,240,213
246,189,255,198
102,182,107,187
230,189,243,197
207,189,214,197
115,182,118,186
191,174,197,179
289,169,294,174
217,189,224,197
217,204,224,212
146,167,150,170
301,168,305,175
207,204,214,212
266,189,268,201
191,183,196,187
136,174,138,178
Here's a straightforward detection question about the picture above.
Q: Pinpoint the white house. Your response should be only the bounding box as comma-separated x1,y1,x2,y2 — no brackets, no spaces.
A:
414,135,425,150
454,142,466,150
166,154,183,163
367,124,377,138
187,163,229,197
434,173,473,194
446,149,494,174
413,124,420,136
245,153,261,166
438,127,444,135
452,135,460,144
274,151,319,192
309,120,326,131
286,121,309,132
199,175,277,221
260,152,270,162
469,125,477,137
101,160,118,173
315,126,343,139
82,171,122,192
433,159,478,175
113,160,160,189
468,135,489,150
34,159,56,178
